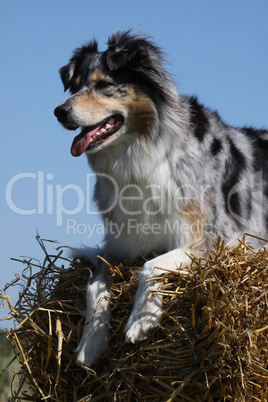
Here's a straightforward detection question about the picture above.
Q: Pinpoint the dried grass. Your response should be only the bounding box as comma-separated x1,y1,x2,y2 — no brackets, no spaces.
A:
1,235,268,401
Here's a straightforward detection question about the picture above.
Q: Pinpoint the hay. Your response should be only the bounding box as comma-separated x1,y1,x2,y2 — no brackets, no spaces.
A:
1,235,268,401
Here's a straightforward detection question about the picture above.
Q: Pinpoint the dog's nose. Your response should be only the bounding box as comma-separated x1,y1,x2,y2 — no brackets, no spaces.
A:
54,104,72,123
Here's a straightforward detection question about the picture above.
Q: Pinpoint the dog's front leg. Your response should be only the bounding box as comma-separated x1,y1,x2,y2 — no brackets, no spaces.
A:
76,267,111,367
125,249,192,343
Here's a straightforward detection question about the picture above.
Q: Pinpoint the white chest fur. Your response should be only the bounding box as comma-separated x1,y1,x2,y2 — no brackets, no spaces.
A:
90,148,191,259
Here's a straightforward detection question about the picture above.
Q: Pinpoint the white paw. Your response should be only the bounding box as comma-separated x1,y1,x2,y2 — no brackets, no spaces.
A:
125,294,163,343
76,317,110,367
76,272,111,366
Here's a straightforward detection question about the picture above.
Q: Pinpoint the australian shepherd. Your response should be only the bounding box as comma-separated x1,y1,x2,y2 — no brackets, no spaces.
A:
54,30,268,366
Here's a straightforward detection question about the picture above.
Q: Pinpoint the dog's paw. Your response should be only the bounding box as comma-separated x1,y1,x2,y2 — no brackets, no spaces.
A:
76,271,111,366
125,313,161,343
76,320,110,367
125,295,163,343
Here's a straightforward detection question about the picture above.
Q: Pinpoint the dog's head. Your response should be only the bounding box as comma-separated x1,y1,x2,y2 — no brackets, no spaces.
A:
54,30,173,156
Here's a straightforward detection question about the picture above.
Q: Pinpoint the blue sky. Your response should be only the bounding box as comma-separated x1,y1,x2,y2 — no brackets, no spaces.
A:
1,0,267,326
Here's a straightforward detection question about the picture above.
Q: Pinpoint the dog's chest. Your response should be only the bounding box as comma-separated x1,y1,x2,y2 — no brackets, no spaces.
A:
94,158,191,257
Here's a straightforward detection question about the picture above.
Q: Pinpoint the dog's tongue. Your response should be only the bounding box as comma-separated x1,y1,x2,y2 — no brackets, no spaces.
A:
71,125,101,157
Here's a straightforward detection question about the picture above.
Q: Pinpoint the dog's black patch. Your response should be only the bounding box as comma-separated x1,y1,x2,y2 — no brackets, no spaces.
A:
243,127,268,172
189,97,210,142
222,137,247,219
210,137,222,156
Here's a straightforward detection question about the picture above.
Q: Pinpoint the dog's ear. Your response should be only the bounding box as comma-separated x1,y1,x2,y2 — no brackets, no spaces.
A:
106,31,159,71
59,40,99,92
59,63,75,92
107,46,150,71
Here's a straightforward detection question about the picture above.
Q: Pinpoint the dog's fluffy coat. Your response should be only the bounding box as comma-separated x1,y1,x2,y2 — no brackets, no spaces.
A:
54,30,268,366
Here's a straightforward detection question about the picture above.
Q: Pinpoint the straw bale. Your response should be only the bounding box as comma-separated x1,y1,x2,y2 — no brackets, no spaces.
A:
1,235,268,401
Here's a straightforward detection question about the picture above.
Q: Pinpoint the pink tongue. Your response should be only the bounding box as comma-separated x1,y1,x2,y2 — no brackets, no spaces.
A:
71,126,101,157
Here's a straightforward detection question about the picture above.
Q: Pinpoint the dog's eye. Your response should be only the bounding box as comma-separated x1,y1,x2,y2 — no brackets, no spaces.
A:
95,80,113,90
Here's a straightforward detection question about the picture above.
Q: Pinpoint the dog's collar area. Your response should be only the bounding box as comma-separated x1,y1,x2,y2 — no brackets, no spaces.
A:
71,114,124,156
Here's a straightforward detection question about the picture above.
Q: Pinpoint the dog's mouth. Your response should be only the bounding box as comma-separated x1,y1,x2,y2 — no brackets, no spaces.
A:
71,114,124,157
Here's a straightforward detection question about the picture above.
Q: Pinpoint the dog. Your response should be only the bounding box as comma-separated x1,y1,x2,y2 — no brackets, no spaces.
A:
54,30,268,366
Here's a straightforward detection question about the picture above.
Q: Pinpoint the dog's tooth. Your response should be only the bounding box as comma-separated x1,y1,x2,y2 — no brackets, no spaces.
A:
101,128,106,133
105,123,112,129
108,117,115,124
